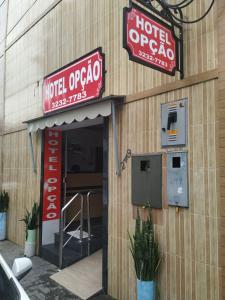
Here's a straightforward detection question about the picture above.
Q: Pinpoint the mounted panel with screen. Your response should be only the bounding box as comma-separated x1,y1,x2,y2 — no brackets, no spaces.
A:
167,152,188,208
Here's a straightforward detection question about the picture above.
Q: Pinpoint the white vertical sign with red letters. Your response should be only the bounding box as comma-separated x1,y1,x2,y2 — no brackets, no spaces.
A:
42,128,62,245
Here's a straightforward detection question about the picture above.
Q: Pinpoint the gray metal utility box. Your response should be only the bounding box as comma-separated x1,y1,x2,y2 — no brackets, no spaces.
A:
167,152,188,207
132,154,162,208
161,98,188,147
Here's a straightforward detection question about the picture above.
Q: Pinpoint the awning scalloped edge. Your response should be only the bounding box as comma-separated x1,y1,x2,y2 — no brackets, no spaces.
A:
27,101,112,132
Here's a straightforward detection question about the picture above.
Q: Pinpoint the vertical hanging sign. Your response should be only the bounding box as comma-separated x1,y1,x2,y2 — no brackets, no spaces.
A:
43,128,62,222
123,3,183,77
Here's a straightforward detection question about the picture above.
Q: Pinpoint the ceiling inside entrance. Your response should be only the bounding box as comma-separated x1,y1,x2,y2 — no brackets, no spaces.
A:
66,126,103,174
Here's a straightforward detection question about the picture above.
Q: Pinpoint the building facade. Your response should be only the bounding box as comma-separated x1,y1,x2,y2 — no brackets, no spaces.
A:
0,0,225,299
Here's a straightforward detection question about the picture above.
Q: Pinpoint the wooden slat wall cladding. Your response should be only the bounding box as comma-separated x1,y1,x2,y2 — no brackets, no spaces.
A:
0,135,2,190
2,130,42,246
6,0,57,46
0,57,4,134
0,0,7,56
108,79,219,300
217,0,225,299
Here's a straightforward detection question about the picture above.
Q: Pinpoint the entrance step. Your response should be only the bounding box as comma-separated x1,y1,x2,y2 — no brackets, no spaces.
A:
41,243,83,268
41,231,102,268
54,232,102,255
50,250,102,300
64,219,103,239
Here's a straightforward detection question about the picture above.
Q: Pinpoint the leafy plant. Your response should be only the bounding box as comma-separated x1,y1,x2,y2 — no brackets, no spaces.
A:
0,191,9,213
20,202,40,240
129,207,161,281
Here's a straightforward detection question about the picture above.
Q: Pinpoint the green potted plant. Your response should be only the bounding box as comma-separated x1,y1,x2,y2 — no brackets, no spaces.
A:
20,202,40,257
0,191,9,240
129,208,161,300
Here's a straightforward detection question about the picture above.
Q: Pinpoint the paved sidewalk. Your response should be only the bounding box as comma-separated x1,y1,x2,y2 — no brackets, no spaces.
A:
0,240,80,300
0,240,115,300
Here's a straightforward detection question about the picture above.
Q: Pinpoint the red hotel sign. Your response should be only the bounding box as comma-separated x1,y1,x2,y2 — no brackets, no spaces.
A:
123,4,178,76
43,48,105,114
43,129,62,221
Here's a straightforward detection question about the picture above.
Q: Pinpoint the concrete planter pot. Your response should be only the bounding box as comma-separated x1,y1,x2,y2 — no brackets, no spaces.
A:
24,229,36,257
137,279,156,300
0,212,7,240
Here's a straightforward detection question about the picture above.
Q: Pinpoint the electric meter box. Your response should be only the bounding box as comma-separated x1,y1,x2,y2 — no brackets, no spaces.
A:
167,152,188,207
132,154,162,208
161,98,188,147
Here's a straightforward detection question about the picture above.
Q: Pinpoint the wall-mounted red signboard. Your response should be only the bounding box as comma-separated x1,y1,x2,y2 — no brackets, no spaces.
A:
42,128,62,221
43,48,105,114
123,3,182,77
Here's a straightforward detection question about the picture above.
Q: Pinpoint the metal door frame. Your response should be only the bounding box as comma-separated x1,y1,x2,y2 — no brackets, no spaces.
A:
39,119,109,292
